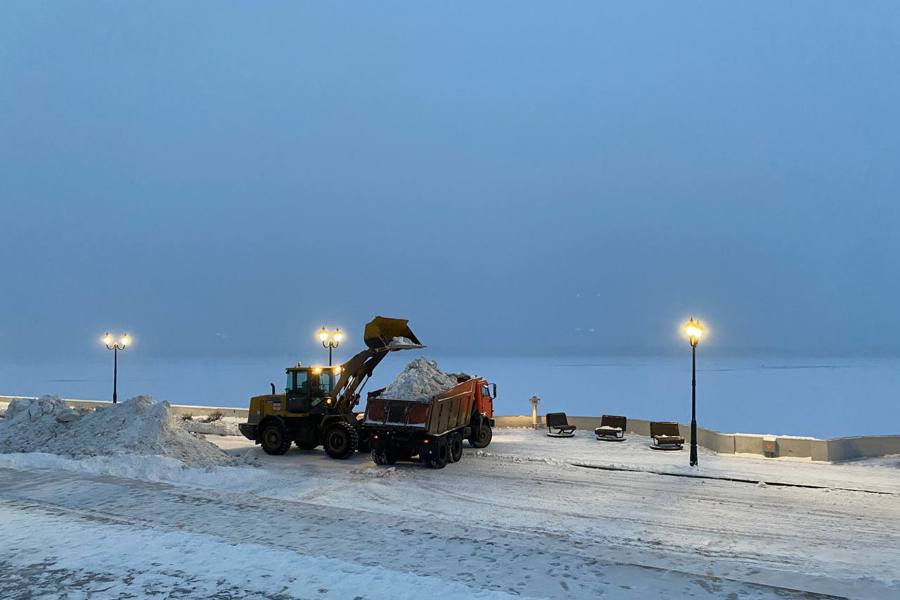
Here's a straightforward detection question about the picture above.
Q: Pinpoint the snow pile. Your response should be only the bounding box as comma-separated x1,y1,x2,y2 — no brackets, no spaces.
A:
382,358,461,401
0,395,232,467
390,336,417,346
181,416,243,436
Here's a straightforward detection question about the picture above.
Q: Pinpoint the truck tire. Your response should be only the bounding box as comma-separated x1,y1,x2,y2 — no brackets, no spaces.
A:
468,424,492,449
293,424,319,450
449,432,463,463
324,422,358,459
371,445,396,466
260,422,292,455
426,437,449,469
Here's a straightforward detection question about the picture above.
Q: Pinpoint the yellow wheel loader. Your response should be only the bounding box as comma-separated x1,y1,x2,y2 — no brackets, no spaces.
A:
238,316,423,459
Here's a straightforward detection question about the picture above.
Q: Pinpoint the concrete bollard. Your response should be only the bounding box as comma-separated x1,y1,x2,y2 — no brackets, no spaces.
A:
529,396,540,429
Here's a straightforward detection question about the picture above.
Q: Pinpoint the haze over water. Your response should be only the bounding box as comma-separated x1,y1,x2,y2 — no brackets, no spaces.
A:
2,4,899,438
2,353,897,439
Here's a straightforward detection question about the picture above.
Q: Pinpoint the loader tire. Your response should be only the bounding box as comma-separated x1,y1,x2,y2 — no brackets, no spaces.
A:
449,433,463,463
324,422,358,459
426,437,449,469
468,424,492,449
260,422,292,455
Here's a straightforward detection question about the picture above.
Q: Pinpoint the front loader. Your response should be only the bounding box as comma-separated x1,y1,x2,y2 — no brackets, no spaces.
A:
239,316,423,459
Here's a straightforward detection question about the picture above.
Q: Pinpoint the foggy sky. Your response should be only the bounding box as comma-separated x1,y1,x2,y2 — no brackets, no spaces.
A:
2,2,899,360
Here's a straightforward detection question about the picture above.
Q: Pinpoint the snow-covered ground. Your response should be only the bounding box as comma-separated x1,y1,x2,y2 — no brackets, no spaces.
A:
2,428,898,598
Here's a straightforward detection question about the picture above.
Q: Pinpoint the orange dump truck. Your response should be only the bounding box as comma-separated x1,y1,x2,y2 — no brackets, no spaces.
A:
362,376,496,468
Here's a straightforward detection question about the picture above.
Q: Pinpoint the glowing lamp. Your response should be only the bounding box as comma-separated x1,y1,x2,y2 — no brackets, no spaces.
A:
316,326,343,366
682,318,704,347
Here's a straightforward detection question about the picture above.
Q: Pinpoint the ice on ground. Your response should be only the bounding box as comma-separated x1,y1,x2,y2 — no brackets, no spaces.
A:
0,395,232,467
382,358,460,401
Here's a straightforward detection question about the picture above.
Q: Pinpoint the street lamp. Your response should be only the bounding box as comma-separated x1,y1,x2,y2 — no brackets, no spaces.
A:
102,332,131,404
682,318,705,467
317,327,344,366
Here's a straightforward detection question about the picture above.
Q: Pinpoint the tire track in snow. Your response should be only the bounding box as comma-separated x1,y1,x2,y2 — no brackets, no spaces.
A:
0,467,852,599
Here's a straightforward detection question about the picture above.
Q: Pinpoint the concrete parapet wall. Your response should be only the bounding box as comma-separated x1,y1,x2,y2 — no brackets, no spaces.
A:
3,396,899,462
493,416,534,428
734,434,765,455
491,411,900,462
823,435,900,462
698,428,736,454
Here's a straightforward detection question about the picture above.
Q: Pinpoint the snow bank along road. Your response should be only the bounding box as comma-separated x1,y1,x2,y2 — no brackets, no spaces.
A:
1,430,898,599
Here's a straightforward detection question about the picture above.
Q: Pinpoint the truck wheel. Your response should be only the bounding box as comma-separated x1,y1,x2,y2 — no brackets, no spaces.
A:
324,422,358,459
449,433,463,463
293,424,319,450
427,437,449,469
372,445,396,466
468,424,492,449
260,422,292,455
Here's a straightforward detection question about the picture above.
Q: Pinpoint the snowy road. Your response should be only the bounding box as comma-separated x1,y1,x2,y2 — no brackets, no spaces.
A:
1,429,898,598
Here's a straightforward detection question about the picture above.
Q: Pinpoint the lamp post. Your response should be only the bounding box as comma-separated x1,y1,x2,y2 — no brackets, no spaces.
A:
682,318,705,467
102,332,132,404
317,327,344,366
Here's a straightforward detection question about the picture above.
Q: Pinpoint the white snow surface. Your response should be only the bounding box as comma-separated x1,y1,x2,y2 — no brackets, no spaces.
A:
0,504,511,600
381,357,460,400
2,428,899,598
0,395,233,467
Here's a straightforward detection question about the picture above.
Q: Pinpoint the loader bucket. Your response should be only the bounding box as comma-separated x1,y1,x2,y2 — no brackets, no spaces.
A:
364,316,423,350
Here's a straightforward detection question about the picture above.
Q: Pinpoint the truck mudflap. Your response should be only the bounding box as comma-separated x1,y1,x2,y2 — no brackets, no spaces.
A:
238,423,257,441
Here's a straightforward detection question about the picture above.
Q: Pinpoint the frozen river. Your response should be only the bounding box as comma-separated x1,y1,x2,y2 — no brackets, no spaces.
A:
2,353,899,438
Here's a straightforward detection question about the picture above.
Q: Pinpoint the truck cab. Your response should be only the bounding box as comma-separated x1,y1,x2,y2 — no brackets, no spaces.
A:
475,380,496,424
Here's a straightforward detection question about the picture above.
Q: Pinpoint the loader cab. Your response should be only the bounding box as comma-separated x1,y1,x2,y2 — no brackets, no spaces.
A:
285,365,340,414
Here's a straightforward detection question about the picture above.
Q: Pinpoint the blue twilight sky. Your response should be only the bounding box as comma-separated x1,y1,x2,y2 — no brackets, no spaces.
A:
1,2,899,360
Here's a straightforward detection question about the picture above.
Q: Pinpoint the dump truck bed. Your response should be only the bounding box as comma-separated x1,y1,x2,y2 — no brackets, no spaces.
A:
363,379,477,437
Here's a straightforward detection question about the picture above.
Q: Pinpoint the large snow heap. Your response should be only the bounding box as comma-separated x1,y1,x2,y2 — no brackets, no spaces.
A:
0,395,231,467
382,358,463,401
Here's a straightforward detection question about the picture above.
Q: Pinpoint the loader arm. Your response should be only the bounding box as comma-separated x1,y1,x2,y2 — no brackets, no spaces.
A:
332,316,423,414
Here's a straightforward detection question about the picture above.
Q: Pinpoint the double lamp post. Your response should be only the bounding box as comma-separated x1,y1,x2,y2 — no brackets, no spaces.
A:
102,332,131,404
317,327,344,366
